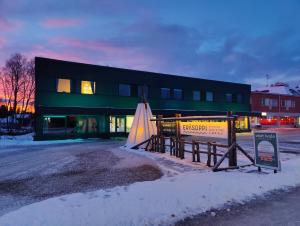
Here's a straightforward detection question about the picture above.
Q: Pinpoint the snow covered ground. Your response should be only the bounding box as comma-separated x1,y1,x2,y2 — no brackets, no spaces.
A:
0,129,300,226
0,133,85,152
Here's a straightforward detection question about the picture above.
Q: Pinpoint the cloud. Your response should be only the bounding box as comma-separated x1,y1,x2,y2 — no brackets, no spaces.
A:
41,18,82,28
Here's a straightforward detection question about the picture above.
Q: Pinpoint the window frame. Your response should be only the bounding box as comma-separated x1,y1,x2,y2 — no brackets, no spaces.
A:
206,91,214,102
81,80,96,95
173,88,183,100
118,83,131,97
56,78,71,93
161,87,171,99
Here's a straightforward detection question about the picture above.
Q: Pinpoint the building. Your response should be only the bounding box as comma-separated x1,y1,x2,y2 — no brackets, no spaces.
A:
251,82,300,128
34,57,251,140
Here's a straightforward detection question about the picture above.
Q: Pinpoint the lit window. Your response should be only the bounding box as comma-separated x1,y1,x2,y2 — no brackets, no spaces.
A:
206,91,214,102
193,91,201,101
57,79,71,93
126,115,134,132
173,89,183,100
161,88,170,99
119,84,131,96
81,81,96,94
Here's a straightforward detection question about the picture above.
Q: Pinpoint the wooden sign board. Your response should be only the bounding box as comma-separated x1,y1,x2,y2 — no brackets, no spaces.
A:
254,131,281,171
180,120,228,139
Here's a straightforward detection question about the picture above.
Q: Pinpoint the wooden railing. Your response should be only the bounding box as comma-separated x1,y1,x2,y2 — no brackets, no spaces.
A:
142,135,254,171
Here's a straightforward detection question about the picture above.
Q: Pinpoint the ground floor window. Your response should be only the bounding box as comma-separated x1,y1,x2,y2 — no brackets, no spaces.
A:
235,116,249,131
43,115,99,135
43,116,66,134
110,115,134,133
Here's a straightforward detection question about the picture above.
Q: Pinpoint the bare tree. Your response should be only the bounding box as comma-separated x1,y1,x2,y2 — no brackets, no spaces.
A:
3,53,27,115
19,59,35,124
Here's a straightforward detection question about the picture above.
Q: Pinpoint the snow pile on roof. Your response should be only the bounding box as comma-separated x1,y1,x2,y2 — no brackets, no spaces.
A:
253,82,300,96
1,150,300,226
126,102,156,147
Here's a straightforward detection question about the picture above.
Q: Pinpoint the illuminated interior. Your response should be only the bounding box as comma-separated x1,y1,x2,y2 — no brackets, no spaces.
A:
81,81,96,94
126,115,134,132
235,116,249,130
57,79,71,93
109,115,134,133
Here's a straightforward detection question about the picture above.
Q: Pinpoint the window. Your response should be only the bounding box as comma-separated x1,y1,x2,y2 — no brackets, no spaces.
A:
206,91,214,102
81,81,96,94
237,94,243,103
193,91,201,101
173,89,183,100
271,99,278,107
225,93,232,103
57,79,71,93
282,99,294,108
161,88,170,99
126,115,134,132
138,85,149,99
43,116,66,134
119,84,131,96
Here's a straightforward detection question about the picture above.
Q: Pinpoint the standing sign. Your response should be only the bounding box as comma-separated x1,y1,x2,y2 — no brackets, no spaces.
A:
254,132,281,171
180,120,228,139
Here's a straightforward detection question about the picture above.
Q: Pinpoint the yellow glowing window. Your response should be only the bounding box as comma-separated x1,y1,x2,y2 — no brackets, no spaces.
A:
81,81,96,94
57,79,71,93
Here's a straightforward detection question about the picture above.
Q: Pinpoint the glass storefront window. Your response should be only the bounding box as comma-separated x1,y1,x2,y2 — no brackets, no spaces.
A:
126,115,134,132
116,117,125,132
235,116,249,131
43,116,66,134
110,116,116,132
81,81,96,94
57,79,71,93
66,116,77,135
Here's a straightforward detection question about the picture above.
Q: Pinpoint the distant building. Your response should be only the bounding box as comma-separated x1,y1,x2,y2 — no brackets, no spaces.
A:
251,82,300,128
34,57,252,140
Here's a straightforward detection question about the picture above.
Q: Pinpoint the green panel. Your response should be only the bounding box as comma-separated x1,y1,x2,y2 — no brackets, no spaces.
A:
37,92,249,112
37,92,139,109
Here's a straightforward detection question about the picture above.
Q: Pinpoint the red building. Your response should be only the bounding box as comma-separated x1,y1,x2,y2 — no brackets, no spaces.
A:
251,83,300,127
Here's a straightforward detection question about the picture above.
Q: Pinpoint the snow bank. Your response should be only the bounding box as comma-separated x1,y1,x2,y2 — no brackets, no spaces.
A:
1,154,300,226
0,133,85,151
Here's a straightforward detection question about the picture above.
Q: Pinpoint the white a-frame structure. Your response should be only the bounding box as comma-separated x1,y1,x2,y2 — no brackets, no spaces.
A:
126,102,157,147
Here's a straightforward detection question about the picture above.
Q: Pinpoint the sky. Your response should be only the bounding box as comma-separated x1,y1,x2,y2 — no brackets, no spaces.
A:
1,0,300,89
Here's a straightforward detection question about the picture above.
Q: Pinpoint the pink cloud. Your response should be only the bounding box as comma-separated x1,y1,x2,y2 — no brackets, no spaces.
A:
51,37,123,53
49,37,165,71
42,18,82,28
27,45,88,63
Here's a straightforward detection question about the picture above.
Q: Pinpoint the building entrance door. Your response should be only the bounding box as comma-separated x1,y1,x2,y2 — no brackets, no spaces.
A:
116,116,125,132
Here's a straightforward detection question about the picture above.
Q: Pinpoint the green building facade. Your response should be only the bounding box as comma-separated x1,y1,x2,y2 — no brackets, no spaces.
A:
34,57,251,140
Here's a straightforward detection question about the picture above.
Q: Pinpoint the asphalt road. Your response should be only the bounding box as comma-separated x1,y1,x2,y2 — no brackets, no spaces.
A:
176,186,300,226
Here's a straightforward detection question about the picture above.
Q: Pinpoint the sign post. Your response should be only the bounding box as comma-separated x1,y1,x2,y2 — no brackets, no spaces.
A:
254,132,281,173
